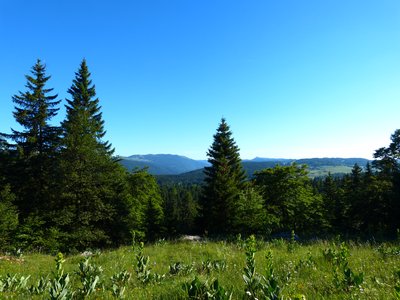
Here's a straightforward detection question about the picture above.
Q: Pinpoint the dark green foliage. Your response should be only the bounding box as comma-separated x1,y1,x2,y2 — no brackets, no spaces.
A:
373,129,400,232
314,161,394,235
162,184,200,235
15,215,61,252
56,59,129,250
254,163,326,234
232,185,266,234
5,59,61,223
127,169,164,241
202,118,246,234
320,173,343,231
0,185,18,250
8,59,60,156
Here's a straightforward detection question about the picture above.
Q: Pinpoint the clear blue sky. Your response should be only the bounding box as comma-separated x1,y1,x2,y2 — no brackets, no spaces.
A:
1,1,399,160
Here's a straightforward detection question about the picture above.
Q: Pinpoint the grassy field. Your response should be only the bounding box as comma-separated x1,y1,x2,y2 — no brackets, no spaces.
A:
0,237,399,299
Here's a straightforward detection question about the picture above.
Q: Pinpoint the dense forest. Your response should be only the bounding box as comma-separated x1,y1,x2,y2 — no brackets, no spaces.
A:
1,59,399,253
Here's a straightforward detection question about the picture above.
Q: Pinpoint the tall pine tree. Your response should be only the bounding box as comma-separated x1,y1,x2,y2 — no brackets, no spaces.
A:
202,118,246,234
5,59,61,218
57,59,129,250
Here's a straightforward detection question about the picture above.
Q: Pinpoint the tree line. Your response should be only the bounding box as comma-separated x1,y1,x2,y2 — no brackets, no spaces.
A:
1,59,399,253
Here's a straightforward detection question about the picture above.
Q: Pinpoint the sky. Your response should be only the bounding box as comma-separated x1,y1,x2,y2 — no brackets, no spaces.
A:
1,1,399,160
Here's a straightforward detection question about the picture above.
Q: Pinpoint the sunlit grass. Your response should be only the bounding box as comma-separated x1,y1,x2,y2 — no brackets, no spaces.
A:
0,238,399,299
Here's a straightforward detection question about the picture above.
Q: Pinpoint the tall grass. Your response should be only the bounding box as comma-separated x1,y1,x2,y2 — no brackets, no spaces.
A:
0,237,399,299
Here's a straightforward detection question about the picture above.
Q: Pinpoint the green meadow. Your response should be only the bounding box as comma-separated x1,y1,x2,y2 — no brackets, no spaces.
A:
1,237,399,299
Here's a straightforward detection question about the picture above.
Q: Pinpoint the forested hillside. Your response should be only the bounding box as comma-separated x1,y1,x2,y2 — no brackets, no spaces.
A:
1,60,399,253
120,155,369,178
156,158,370,185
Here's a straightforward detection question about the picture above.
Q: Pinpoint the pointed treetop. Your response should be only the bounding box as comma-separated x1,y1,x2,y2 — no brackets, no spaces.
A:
7,59,60,156
62,59,113,155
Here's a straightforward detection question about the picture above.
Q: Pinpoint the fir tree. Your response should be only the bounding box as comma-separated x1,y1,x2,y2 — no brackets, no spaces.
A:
5,59,61,217
57,59,128,250
202,118,246,234
8,59,61,157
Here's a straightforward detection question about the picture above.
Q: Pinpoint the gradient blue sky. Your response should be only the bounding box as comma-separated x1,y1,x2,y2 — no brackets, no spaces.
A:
1,1,399,159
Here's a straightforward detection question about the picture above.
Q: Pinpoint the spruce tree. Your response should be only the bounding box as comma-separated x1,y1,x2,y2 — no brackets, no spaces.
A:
8,59,61,157
202,118,246,234
57,59,128,250
5,59,61,217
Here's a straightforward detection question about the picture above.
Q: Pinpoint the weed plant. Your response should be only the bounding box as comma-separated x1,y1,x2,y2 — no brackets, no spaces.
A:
0,237,399,299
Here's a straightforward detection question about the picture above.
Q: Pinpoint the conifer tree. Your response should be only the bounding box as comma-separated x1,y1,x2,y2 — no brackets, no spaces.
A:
202,118,246,234
8,59,61,157
5,59,61,217
57,59,128,250
321,173,342,231
373,129,400,232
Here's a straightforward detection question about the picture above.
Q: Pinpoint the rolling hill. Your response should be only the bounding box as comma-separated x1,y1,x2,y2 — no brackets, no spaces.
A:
118,155,370,185
119,154,209,175
156,158,370,185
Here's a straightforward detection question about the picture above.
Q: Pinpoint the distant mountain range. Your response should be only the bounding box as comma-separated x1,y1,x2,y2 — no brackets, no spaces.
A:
119,154,209,175
119,154,371,184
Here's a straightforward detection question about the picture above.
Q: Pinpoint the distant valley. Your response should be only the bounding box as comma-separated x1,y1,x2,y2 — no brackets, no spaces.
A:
119,154,370,184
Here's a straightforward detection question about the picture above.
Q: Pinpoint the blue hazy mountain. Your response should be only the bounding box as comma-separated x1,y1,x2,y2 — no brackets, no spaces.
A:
119,154,209,175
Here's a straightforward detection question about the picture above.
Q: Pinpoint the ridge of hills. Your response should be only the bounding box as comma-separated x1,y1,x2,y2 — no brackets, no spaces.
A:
119,154,209,175
118,154,370,184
